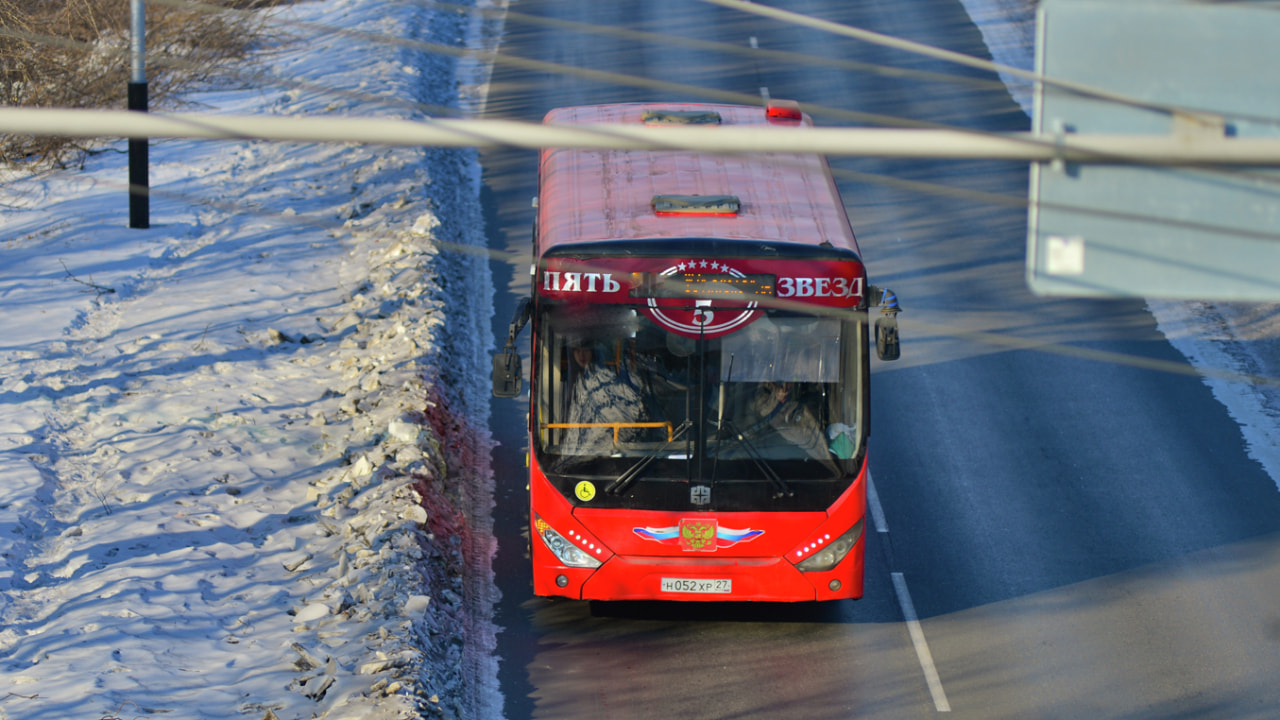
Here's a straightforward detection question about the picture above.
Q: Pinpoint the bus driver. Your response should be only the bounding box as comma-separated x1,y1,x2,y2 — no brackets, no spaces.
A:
750,381,834,467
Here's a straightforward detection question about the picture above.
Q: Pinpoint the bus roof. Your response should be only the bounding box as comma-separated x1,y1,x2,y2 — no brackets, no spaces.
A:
537,103,861,257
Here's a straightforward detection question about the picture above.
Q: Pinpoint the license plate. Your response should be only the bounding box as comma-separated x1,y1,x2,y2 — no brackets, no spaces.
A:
660,577,732,594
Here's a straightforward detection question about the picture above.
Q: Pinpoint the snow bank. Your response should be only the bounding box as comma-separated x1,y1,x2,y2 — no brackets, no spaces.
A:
0,0,498,718
1147,301,1280,485
954,0,1037,114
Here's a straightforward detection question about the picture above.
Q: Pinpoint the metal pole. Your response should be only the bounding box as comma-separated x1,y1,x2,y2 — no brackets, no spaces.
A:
4,109,1280,166
128,0,149,229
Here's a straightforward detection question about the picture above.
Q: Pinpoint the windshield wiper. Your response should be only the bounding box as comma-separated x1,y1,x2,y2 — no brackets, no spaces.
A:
709,354,734,490
605,420,693,496
721,419,794,499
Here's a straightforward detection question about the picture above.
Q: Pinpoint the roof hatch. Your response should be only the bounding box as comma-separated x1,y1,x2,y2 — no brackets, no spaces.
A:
652,194,741,216
642,110,722,126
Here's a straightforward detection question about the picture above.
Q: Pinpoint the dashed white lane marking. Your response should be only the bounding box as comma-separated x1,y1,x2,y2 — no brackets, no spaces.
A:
867,471,888,533
748,36,770,102
892,572,952,712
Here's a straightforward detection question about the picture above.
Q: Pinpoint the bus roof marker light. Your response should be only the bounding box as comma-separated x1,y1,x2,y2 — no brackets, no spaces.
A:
765,100,803,124
652,194,740,216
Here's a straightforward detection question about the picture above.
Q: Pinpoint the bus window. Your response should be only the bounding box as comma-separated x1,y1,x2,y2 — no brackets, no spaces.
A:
537,302,861,478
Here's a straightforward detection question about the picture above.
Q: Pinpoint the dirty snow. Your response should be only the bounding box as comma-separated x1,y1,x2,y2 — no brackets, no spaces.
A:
1,0,500,718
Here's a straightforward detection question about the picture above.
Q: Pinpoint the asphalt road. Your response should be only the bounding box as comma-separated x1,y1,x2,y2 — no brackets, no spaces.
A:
479,1,1280,718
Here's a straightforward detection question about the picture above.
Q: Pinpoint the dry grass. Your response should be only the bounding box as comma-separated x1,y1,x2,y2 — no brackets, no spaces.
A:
1,0,288,168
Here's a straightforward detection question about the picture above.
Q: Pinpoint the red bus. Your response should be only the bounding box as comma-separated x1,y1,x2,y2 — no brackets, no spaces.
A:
493,101,900,602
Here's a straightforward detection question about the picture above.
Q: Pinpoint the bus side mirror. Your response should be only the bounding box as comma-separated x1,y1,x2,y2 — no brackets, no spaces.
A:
493,349,523,398
868,284,901,362
493,297,532,398
875,315,900,361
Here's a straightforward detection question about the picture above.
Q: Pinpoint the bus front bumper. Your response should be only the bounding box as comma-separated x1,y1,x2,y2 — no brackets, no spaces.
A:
534,544,865,602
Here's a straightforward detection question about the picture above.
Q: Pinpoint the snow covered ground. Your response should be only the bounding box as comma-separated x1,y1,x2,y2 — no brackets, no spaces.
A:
1,0,499,718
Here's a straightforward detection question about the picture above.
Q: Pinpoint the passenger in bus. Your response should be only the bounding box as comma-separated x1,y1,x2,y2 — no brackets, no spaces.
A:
561,340,645,455
751,381,836,468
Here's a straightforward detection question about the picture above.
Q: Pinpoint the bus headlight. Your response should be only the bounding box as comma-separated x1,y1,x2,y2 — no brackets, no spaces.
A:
535,515,602,568
795,519,864,573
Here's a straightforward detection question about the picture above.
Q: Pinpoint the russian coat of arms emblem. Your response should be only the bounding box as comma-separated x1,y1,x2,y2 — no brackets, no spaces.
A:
679,519,718,552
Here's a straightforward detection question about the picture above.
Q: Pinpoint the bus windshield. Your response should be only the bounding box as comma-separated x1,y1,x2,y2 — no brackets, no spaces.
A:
534,301,865,486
